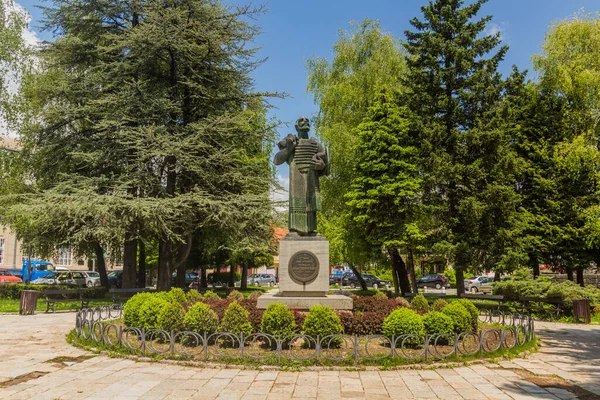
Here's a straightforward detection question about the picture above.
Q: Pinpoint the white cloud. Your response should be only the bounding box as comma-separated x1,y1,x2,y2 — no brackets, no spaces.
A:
485,22,507,42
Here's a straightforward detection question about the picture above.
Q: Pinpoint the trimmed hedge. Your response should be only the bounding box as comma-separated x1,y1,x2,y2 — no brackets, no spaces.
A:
184,302,219,334
423,311,454,337
0,283,107,300
382,308,425,346
431,298,448,312
302,305,343,340
410,294,429,314
220,301,253,335
442,302,471,333
260,303,297,340
157,301,185,332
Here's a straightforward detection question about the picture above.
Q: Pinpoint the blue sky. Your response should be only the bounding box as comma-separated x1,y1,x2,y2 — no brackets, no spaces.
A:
14,0,600,197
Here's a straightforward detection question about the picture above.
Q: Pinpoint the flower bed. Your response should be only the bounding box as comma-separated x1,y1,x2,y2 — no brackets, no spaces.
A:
71,290,535,366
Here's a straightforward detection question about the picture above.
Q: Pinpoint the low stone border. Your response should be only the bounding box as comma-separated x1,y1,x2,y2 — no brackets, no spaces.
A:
73,305,535,367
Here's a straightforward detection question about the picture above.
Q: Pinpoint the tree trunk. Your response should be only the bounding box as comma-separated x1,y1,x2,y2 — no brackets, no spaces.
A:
176,261,186,288
138,239,146,288
576,266,584,287
531,255,540,279
241,262,248,290
494,270,501,281
455,268,465,296
200,266,207,288
407,248,418,293
228,264,236,287
349,264,367,291
566,266,574,281
122,223,138,289
157,240,172,291
94,243,109,288
390,249,410,296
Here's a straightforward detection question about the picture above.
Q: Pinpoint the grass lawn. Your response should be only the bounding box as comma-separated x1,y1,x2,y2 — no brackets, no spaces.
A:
0,297,116,313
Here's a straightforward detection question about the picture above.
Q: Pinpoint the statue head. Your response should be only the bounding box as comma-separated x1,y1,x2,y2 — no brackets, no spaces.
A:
295,116,310,138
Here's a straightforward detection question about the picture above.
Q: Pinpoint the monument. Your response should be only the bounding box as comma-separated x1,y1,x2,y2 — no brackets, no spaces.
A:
257,117,353,310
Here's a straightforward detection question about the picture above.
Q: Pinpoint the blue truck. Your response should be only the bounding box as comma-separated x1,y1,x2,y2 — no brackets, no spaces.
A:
7,260,56,283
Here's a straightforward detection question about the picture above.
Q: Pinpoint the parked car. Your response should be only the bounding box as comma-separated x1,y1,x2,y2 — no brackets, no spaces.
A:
108,270,123,288
345,273,391,290
466,276,494,293
329,274,342,285
340,272,356,286
415,274,449,289
80,271,101,287
0,269,22,283
171,272,199,286
251,273,276,287
32,271,86,287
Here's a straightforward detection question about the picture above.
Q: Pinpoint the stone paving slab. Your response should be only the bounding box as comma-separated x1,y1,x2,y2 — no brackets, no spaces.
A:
0,313,599,399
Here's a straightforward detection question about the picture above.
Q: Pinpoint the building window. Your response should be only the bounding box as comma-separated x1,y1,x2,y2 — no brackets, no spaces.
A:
57,246,73,267
0,238,4,265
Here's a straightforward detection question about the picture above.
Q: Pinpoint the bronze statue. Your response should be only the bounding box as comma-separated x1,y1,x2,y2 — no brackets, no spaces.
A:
275,117,329,236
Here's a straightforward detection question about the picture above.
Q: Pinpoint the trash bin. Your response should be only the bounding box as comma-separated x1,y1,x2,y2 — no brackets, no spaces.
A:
572,299,591,324
19,290,40,315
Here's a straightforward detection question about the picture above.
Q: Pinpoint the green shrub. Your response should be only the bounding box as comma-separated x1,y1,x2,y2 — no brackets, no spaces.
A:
423,311,454,337
157,301,185,332
228,290,244,300
410,294,429,314
123,292,155,327
248,290,262,300
167,288,187,304
186,289,204,303
220,301,253,336
208,272,241,285
493,275,553,301
455,299,479,331
546,281,600,307
184,302,219,334
373,290,388,301
203,290,220,300
431,298,448,312
138,296,169,330
260,303,297,341
302,305,343,345
442,303,471,333
382,308,425,346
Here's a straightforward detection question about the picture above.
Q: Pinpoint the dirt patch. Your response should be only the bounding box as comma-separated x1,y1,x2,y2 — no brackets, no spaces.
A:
511,369,600,400
44,355,96,367
0,371,48,388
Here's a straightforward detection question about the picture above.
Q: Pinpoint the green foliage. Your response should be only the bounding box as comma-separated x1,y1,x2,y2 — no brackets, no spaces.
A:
183,302,219,334
455,299,479,331
410,294,429,314
423,311,454,337
545,281,600,307
373,290,388,301
442,303,472,333
138,296,169,331
382,308,425,346
157,301,185,332
203,290,220,300
431,298,448,312
167,288,187,304
493,276,553,302
227,290,244,301
444,269,456,288
123,292,155,327
302,305,344,339
186,289,204,303
220,301,252,336
260,303,297,340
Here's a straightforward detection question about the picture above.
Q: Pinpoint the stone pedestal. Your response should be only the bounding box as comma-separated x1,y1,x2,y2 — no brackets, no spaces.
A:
257,234,353,310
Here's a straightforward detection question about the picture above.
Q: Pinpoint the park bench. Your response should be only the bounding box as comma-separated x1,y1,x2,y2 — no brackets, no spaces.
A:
405,292,447,298
109,287,156,303
41,288,90,313
459,293,505,309
519,296,563,319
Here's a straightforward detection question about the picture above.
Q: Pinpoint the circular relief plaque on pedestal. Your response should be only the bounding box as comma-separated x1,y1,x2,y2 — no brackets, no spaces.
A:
289,251,320,285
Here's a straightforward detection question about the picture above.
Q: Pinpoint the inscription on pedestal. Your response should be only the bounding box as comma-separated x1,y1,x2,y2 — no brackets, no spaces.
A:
289,251,320,285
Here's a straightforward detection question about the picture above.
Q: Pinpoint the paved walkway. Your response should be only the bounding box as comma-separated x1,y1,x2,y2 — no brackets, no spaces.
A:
0,313,599,399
